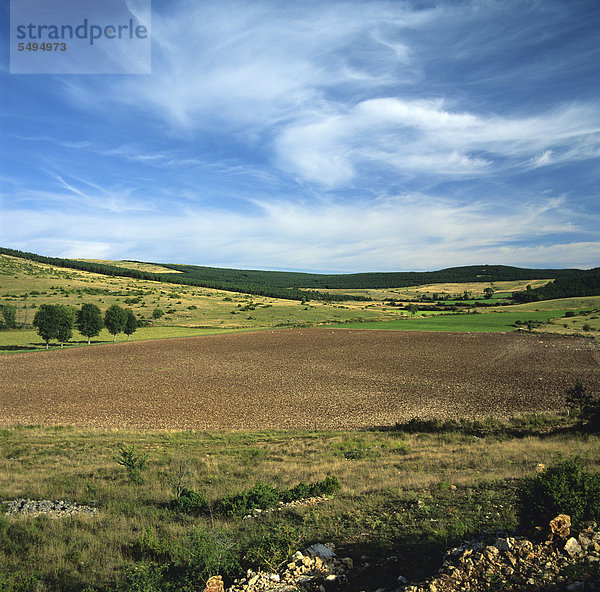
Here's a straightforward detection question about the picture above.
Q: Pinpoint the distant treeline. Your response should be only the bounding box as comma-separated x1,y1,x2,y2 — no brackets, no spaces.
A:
160,262,578,289
0,248,368,302
512,268,600,303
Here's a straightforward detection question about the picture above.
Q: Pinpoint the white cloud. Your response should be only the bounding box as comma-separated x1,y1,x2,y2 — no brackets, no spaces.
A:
4,190,598,272
275,98,600,186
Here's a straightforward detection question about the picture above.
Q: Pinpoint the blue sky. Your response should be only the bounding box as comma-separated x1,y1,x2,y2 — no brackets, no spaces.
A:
1,0,599,272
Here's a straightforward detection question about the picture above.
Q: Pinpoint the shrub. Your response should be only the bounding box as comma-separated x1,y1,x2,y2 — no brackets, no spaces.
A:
215,482,280,518
518,457,600,526
243,521,302,572
180,527,240,586
171,488,208,515
565,379,600,432
114,444,148,483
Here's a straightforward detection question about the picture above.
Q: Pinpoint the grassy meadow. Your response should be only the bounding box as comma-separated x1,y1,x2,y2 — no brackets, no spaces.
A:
1,418,598,591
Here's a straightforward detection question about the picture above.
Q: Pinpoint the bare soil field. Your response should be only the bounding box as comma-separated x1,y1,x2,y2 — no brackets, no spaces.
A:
1,329,598,430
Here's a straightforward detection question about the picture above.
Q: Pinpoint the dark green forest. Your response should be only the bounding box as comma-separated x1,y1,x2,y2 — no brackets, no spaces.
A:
512,267,600,302
163,262,578,289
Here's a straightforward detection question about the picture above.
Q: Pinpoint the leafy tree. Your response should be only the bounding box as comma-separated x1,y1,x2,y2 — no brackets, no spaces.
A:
104,304,128,342
33,304,75,348
407,303,419,316
33,304,57,348
483,287,494,299
0,304,17,329
124,309,137,341
76,303,104,344
55,304,76,347
152,307,164,319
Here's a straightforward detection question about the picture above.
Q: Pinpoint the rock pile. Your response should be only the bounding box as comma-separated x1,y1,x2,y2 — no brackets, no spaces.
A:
399,515,600,592
3,499,98,519
206,516,599,592
243,496,331,520
226,543,352,592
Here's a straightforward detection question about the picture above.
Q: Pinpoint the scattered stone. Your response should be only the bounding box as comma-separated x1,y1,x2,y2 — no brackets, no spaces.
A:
243,496,330,520
224,516,600,592
3,499,98,519
227,542,349,592
389,516,600,592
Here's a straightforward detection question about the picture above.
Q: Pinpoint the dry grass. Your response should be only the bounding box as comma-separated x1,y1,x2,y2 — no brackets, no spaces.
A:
1,421,598,590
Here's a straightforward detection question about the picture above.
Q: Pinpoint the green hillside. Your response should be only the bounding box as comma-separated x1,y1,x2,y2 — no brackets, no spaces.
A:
0,247,583,295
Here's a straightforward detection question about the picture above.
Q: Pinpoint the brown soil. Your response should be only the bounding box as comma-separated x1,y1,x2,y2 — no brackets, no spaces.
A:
2,329,598,430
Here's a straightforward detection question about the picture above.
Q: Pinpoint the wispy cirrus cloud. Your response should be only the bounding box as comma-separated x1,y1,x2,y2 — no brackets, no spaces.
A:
275,99,600,186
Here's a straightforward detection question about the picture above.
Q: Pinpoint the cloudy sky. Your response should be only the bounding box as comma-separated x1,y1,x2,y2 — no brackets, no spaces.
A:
1,0,599,272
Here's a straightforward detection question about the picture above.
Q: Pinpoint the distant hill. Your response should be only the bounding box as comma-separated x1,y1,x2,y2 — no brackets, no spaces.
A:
512,267,600,302
163,262,578,290
0,247,589,301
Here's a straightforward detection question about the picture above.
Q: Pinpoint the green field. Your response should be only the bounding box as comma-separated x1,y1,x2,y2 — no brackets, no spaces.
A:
339,309,568,332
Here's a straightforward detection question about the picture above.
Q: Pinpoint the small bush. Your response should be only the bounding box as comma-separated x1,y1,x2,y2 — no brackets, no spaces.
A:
180,527,240,586
518,457,600,526
117,562,166,592
215,482,280,518
0,573,41,592
171,488,208,515
114,444,148,483
211,477,341,518
243,521,302,573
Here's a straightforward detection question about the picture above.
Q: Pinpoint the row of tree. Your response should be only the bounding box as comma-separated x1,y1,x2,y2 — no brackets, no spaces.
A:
32,303,137,349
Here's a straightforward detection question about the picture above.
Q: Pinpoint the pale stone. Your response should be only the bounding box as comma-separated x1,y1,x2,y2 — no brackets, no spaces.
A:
549,514,571,539
307,543,336,558
564,537,583,558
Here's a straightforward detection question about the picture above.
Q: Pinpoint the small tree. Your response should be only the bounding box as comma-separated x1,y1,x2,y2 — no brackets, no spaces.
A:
407,303,419,316
33,304,59,348
104,304,128,342
483,287,494,299
76,303,104,345
0,304,17,329
124,309,137,341
565,379,600,431
55,304,76,348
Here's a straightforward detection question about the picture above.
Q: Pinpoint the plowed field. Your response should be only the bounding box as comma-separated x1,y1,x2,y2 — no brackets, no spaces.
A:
2,329,599,430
